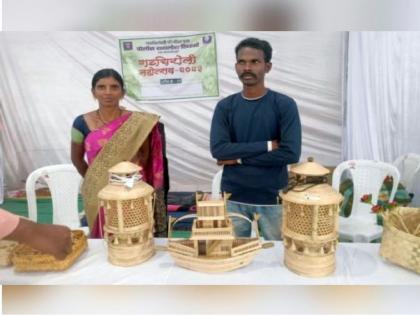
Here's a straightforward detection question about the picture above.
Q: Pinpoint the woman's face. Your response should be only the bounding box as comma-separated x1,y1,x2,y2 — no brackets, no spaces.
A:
92,76,124,108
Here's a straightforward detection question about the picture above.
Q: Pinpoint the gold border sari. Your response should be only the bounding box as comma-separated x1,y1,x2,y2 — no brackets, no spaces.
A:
81,112,159,232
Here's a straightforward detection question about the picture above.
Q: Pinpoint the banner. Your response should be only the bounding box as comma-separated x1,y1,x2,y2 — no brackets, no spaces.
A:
119,33,219,101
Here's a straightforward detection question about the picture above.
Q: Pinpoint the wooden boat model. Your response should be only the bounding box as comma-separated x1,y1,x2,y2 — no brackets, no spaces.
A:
167,199,264,273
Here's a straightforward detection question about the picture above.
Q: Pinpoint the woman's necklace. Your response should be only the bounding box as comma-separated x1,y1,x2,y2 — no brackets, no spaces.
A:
97,108,122,125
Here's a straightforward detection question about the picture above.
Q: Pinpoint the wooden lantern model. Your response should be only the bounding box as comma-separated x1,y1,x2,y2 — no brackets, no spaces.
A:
98,161,155,266
280,157,343,277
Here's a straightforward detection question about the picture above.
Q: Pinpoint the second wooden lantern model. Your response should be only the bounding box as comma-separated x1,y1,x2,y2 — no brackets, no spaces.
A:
98,161,155,266
280,157,343,277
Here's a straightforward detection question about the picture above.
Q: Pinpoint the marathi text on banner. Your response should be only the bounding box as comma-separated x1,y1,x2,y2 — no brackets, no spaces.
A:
119,33,219,101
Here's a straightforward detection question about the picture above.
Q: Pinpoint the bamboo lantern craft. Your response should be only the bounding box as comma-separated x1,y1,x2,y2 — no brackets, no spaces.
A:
98,161,155,266
280,157,343,277
168,196,269,273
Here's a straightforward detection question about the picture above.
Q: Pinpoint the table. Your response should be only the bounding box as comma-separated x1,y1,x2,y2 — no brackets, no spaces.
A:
1,239,419,285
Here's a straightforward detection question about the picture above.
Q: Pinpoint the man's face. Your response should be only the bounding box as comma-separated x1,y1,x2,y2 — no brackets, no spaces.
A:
235,47,272,87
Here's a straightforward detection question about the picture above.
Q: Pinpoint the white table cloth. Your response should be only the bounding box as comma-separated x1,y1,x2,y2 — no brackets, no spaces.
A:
1,238,419,285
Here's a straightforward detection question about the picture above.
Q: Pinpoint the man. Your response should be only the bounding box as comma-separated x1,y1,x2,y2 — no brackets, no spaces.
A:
0,208,72,259
210,37,302,240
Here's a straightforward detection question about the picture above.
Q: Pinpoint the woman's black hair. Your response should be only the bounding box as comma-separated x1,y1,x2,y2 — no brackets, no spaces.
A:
91,68,125,90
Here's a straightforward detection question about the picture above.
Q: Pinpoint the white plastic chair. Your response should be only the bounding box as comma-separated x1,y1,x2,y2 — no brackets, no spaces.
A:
332,160,400,242
26,164,88,234
393,153,420,194
211,169,223,200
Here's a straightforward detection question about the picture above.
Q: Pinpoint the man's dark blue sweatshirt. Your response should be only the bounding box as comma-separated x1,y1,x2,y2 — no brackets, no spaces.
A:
210,89,302,204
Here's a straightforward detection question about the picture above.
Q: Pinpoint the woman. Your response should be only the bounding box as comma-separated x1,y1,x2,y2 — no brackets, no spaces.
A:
71,69,167,238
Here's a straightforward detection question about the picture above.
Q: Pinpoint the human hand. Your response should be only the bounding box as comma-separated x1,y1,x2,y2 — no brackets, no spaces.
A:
271,140,279,150
217,159,238,166
29,221,73,260
9,219,73,260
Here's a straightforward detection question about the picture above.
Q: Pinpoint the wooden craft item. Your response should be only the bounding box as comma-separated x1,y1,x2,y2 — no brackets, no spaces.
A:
281,157,343,277
98,161,155,266
380,207,420,274
11,230,87,272
0,240,18,267
168,198,267,273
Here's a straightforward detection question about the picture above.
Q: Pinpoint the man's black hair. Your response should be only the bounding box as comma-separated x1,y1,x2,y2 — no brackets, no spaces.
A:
235,37,273,63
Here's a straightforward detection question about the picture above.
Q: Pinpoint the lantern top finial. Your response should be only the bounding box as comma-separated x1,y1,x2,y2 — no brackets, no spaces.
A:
98,161,153,200
290,157,330,176
108,161,142,174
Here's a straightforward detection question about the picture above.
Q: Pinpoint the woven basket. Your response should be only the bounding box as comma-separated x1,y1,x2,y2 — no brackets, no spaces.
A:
380,207,420,274
11,230,87,272
0,240,18,267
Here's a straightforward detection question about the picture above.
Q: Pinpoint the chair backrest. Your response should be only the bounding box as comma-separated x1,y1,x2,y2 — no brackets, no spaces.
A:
332,160,400,222
393,153,420,193
211,169,223,200
26,164,83,229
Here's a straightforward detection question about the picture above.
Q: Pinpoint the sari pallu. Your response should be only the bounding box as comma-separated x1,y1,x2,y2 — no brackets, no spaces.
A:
81,111,167,238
